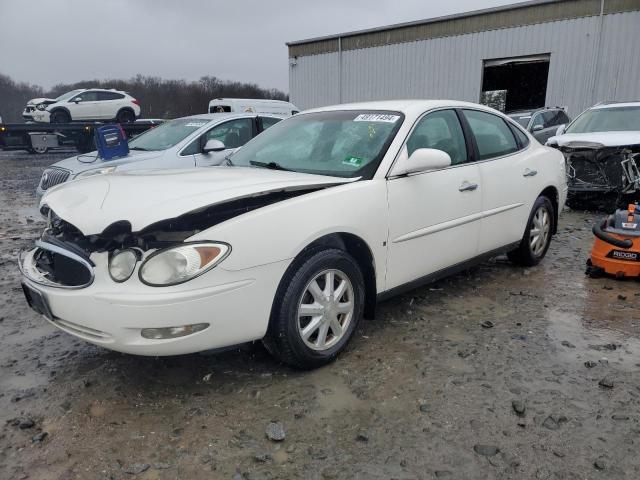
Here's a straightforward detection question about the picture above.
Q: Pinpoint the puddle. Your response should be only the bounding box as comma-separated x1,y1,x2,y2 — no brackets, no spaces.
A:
547,309,640,372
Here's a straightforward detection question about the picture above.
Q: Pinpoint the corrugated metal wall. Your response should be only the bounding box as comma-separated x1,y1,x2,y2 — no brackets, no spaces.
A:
289,11,640,116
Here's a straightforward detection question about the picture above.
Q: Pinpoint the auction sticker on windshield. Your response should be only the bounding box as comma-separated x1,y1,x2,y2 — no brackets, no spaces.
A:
343,156,363,167
354,114,400,123
184,122,208,128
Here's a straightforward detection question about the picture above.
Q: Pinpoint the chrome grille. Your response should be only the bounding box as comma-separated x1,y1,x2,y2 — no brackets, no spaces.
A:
40,168,70,190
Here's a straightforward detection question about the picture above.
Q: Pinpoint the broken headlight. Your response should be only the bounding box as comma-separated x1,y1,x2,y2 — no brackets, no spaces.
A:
139,242,230,287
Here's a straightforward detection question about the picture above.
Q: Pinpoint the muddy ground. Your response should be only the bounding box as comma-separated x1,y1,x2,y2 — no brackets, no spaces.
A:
0,149,639,480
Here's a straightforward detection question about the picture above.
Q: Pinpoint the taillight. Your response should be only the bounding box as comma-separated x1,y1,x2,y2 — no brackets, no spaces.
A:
131,99,140,106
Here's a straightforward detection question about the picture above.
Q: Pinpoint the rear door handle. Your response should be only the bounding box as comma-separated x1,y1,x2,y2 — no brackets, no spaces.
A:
459,181,478,192
523,168,538,177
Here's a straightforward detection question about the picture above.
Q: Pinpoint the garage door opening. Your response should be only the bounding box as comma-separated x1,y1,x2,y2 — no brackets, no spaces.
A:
480,54,550,112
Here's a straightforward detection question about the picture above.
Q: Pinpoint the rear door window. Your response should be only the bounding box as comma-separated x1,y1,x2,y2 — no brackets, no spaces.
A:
260,116,282,131
463,110,519,160
98,91,125,101
406,109,468,165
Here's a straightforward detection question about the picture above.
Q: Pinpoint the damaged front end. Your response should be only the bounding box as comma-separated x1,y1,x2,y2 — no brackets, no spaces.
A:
22,188,325,289
559,142,640,209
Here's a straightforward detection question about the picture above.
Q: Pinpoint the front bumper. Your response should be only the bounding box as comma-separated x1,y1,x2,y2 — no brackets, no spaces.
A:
30,111,51,123
20,248,288,356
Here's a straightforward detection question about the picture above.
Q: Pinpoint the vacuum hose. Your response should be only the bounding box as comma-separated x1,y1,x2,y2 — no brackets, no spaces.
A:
592,217,633,249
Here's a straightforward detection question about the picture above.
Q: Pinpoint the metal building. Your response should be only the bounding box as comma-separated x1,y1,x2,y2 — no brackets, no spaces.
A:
287,0,640,116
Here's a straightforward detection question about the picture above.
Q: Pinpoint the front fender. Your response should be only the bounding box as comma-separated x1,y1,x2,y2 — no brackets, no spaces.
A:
188,180,389,291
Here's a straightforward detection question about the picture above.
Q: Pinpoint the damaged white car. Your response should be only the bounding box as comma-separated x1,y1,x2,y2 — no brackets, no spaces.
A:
546,101,640,208
20,100,566,368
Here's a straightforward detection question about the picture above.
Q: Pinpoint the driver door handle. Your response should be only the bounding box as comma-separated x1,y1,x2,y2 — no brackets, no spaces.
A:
459,181,478,192
523,168,538,177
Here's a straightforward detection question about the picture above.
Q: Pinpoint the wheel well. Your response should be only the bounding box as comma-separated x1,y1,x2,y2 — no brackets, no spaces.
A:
540,186,559,234
50,108,70,118
301,233,377,319
117,107,135,117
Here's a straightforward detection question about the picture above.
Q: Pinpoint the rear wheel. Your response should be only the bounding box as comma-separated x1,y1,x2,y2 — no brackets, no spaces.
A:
263,248,365,369
508,196,554,266
50,110,70,124
116,109,135,124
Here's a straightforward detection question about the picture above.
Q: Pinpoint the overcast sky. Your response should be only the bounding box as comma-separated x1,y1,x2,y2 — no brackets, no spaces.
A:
0,0,520,92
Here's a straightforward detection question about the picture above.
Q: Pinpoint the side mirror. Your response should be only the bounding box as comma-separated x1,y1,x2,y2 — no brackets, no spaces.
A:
555,124,566,136
391,148,451,176
202,139,226,153
532,124,544,132
72,98,81,103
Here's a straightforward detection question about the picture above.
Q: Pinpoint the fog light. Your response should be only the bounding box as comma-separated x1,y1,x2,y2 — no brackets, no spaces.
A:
141,323,209,339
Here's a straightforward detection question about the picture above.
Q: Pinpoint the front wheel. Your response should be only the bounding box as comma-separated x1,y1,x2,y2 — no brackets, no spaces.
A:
508,196,554,267
50,110,70,123
263,248,365,369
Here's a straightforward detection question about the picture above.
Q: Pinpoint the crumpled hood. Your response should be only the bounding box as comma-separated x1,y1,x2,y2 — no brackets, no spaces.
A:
547,131,640,148
41,167,353,235
52,150,161,174
27,97,56,106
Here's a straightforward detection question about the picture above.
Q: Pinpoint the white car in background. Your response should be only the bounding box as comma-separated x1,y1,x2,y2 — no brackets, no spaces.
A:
36,112,285,197
21,100,566,369
30,88,141,124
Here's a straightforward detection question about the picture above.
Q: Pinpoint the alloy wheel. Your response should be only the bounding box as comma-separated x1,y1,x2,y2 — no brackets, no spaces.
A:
297,269,354,351
529,206,551,257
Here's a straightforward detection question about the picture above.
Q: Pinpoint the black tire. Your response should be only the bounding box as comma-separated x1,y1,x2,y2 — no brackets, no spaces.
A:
50,110,70,124
508,196,555,267
263,248,365,369
116,109,135,124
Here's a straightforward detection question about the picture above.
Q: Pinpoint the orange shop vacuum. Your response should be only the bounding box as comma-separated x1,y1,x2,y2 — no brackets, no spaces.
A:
587,204,640,278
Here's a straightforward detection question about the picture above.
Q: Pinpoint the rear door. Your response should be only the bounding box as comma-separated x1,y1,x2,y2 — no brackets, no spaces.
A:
386,109,482,289
97,91,125,120
462,109,540,254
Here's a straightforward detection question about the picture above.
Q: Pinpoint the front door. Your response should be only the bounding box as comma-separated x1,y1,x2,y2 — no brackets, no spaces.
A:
69,91,100,120
193,117,255,167
386,109,482,289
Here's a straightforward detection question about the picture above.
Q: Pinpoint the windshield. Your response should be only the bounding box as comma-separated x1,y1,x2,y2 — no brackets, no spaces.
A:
507,113,531,128
55,89,84,102
128,117,210,151
230,110,404,178
566,106,640,134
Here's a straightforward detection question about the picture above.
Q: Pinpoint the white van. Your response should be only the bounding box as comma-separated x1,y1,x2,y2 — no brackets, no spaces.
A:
208,98,299,116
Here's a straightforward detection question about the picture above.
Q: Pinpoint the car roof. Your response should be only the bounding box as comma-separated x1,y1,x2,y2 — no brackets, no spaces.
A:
305,99,500,117
175,112,288,122
592,101,640,110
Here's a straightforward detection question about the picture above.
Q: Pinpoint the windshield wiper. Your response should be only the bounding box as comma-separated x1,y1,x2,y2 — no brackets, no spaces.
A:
129,146,150,151
249,160,291,171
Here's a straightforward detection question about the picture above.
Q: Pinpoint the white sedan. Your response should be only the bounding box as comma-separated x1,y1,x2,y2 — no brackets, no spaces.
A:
20,100,567,369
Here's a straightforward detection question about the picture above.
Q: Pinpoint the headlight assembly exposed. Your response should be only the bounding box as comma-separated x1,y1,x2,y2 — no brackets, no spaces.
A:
139,242,230,286
108,249,140,282
36,103,47,111
75,166,117,179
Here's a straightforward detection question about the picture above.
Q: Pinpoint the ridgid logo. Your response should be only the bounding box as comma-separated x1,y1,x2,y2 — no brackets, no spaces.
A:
610,250,639,261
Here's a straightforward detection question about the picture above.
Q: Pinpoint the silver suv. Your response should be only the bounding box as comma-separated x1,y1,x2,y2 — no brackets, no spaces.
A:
507,107,571,144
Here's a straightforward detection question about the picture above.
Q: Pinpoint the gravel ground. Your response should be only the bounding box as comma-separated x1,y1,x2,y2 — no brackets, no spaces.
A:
1,149,639,480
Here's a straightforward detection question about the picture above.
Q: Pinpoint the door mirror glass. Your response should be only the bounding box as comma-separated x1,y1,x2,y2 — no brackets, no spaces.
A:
555,124,566,136
532,124,544,132
392,148,451,176
72,97,81,103
203,139,226,153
